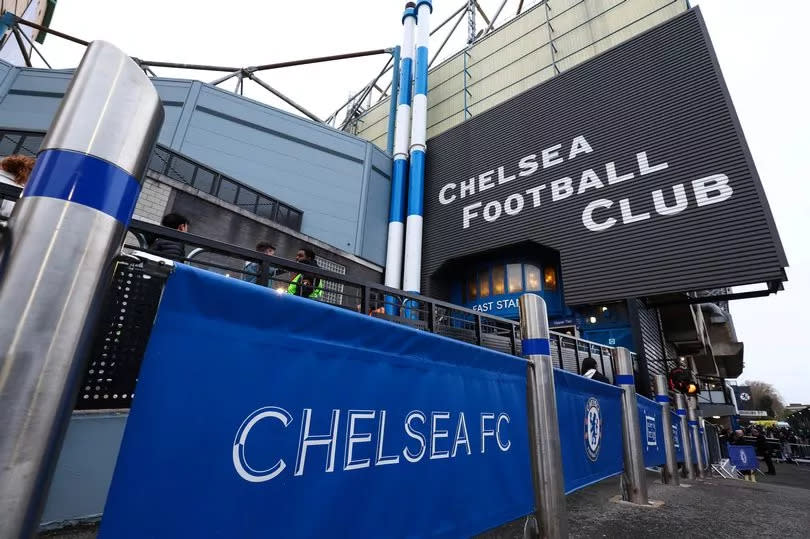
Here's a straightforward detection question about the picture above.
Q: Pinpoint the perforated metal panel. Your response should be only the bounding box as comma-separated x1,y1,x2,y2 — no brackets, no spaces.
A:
315,256,347,305
76,263,168,410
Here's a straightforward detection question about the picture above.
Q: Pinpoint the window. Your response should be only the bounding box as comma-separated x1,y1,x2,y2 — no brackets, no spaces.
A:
507,264,523,293
217,178,238,204
467,277,478,301
166,155,195,184
193,168,216,194
492,265,505,295
478,272,490,298
288,209,303,230
19,135,42,155
524,265,541,291
544,266,558,292
236,187,258,212
276,205,289,227
0,134,20,157
256,197,277,220
147,147,171,175
314,257,346,305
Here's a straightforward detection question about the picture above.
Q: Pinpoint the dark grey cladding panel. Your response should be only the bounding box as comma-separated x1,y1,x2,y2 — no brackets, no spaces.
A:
421,8,787,305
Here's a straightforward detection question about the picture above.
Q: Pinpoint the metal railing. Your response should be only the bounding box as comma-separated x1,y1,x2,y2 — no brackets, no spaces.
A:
0,128,304,230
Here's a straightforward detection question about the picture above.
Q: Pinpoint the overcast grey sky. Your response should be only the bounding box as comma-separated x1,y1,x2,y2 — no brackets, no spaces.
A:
27,1,809,402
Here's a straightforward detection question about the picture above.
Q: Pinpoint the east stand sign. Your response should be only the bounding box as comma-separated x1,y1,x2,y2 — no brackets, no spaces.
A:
422,8,787,305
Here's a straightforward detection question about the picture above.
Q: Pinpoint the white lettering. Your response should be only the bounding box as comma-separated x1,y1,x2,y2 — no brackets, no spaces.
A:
652,184,688,216
481,413,495,454
692,174,733,207
497,166,517,185
483,200,502,222
496,413,511,452
525,185,545,207
518,154,539,177
542,144,563,168
452,412,472,457
439,183,456,205
460,177,475,198
582,199,616,232
403,410,427,463
619,198,651,224
504,194,524,216
478,170,495,192
430,412,451,459
375,410,400,466
577,169,604,194
551,177,574,202
569,135,593,160
232,406,293,483
637,151,668,175
606,162,634,185
344,410,374,471
295,408,340,476
462,202,481,229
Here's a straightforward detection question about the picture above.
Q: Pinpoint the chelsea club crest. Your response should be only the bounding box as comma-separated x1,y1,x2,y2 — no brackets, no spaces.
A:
584,397,602,462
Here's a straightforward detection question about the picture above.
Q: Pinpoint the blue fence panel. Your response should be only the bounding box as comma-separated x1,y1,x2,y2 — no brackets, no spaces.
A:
100,264,534,539
636,395,666,468
671,412,685,463
554,369,624,494
727,445,758,471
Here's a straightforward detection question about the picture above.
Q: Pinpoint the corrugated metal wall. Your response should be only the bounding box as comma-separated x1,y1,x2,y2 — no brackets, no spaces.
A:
353,0,688,148
0,62,391,266
630,298,665,396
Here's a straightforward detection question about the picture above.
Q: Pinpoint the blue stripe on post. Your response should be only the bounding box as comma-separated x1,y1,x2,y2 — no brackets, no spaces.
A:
407,150,425,216
615,374,635,385
388,158,408,222
676,409,686,416
414,47,429,95
688,420,698,426
397,58,413,106
521,338,550,356
655,395,670,403
23,149,140,224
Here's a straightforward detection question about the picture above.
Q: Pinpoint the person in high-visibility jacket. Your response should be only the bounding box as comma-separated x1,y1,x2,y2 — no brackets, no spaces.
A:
287,247,324,300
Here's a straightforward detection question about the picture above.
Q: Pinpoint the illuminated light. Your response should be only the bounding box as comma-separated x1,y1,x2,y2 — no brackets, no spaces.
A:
588,316,597,324
712,416,721,419
543,266,557,291
275,287,286,294
601,306,608,312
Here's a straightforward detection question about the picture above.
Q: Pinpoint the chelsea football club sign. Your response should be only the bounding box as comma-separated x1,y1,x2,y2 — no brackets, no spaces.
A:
585,397,602,462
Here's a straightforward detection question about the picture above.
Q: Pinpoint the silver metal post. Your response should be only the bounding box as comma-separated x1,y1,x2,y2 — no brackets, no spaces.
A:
615,347,649,505
675,393,696,480
519,294,567,539
654,375,679,486
687,396,705,478
0,41,163,538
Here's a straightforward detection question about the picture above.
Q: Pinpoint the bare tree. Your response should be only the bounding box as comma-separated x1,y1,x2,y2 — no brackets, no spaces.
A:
745,380,786,418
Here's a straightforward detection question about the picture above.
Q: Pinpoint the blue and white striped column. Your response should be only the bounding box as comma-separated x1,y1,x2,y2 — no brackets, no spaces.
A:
383,3,417,302
675,392,696,480
654,374,680,486
687,395,705,478
402,0,431,294
615,348,649,505
0,41,163,537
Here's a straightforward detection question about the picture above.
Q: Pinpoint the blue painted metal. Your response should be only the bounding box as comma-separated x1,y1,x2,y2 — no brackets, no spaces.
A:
386,46,400,155
521,338,550,356
23,149,140,224
406,149,424,217
615,374,635,385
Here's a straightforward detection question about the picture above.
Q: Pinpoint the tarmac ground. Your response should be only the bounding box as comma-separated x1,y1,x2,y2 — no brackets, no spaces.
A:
40,462,810,538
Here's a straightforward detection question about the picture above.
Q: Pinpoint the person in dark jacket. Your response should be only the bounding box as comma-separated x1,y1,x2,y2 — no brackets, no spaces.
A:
287,248,323,299
581,357,610,384
755,429,776,475
150,213,189,261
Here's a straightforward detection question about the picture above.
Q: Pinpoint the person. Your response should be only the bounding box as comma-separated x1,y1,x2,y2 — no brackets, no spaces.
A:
287,247,323,300
755,429,776,475
0,154,35,219
150,213,189,261
243,241,282,285
580,357,610,384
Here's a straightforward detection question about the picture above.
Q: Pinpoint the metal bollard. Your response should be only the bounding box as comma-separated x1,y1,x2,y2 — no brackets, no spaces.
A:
519,294,568,539
687,396,705,478
614,348,649,504
0,41,163,538
654,375,679,486
675,393,696,480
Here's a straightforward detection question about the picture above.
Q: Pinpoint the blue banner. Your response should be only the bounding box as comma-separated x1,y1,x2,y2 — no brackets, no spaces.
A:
100,264,534,538
636,395,666,467
554,369,624,494
727,445,758,471
671,412,685,463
